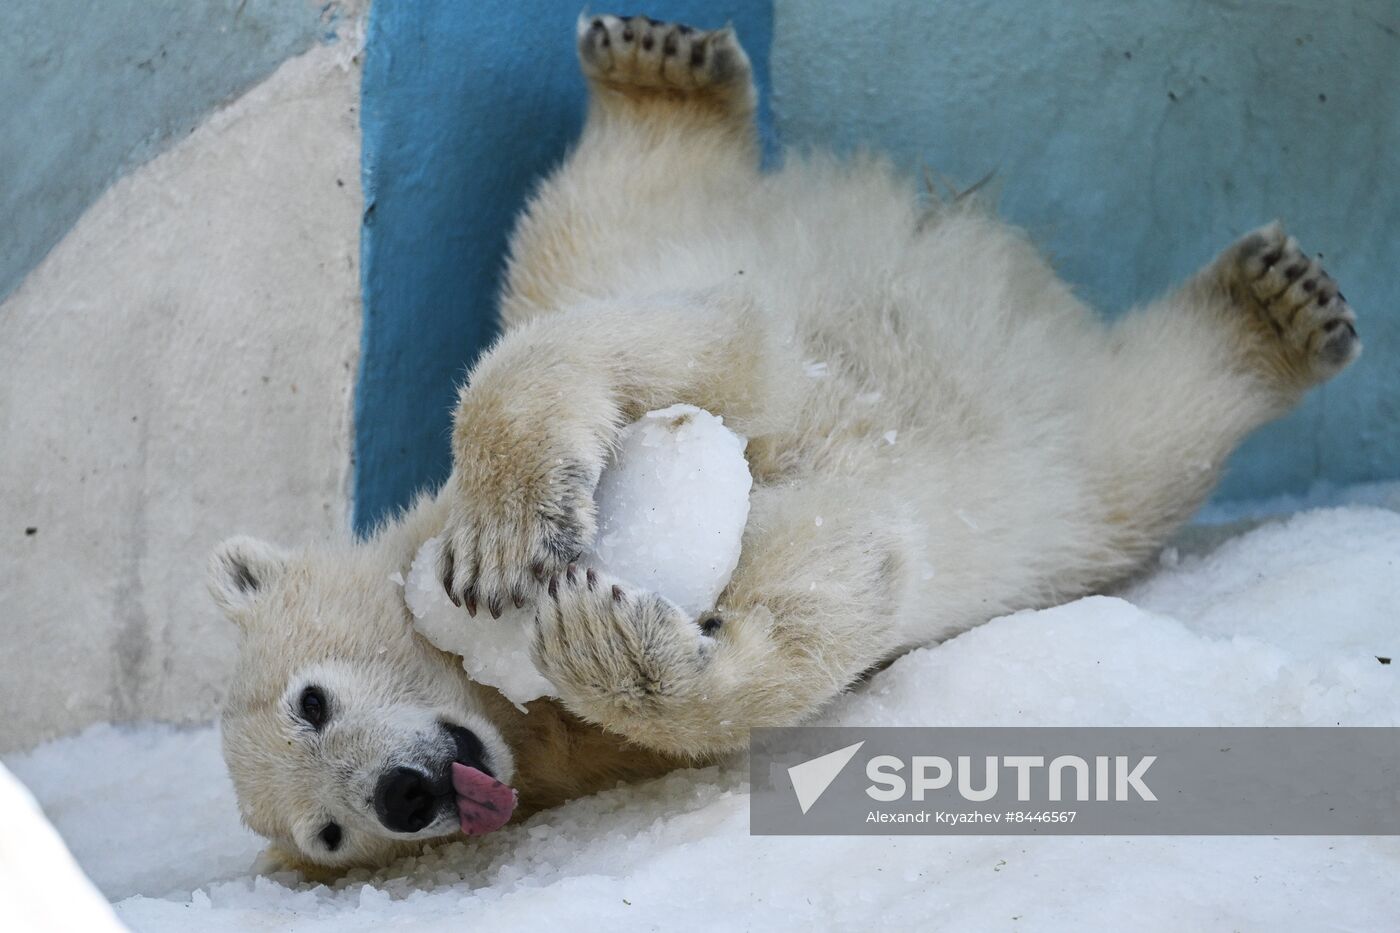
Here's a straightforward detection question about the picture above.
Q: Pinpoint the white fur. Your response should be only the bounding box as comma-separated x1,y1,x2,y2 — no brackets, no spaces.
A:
210,13,1360,870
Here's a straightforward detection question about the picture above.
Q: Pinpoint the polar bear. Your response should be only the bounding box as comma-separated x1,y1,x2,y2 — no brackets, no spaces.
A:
209,14,1360,871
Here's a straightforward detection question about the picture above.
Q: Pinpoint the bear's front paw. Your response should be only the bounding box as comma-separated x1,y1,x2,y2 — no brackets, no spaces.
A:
531,567,718,712
438,456,598,618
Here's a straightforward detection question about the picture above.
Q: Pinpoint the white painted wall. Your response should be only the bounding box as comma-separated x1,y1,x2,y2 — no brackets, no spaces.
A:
0,43,364,753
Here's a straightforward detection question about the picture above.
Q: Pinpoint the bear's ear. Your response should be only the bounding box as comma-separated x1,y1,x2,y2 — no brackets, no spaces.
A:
208,536,290,623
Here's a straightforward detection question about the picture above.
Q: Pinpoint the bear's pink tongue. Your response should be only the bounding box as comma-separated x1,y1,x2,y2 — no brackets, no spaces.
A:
450,762,517,836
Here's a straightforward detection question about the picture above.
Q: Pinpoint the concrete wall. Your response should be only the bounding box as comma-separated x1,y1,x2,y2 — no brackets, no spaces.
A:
0,40,364,753
353,0,776,531
0,0,341,305
771,0,1400,499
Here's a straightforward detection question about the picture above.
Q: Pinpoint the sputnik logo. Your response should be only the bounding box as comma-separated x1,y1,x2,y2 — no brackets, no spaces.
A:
787,741,865,814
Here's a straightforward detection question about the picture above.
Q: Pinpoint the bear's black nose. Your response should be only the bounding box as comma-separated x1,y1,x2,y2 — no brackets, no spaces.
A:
374,767,437,834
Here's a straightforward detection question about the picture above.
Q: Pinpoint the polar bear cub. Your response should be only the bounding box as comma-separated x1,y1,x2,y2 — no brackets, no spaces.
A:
209,13,1360,871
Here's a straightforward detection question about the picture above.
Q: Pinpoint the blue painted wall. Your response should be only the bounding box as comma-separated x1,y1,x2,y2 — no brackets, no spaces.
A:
356,0,1398,529
0,0,335,304
771,0,1400,500
354,0,775,532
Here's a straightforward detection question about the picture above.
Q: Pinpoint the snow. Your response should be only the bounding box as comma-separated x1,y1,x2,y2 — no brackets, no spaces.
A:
405,405,752,707
4,723,263,903
1124,507,1400,660
0,762,124,932
5,499,1400,931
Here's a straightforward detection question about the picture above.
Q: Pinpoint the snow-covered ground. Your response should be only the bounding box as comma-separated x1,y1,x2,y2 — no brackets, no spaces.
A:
6,492,1400,932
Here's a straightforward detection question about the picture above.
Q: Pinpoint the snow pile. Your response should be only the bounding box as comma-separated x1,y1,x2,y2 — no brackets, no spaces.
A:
4,724,264,903
0,762,124,932
405,405,752,707
1125,506,1400,660
5,504,1400,931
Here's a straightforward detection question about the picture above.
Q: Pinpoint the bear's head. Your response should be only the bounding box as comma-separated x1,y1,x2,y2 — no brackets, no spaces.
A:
207,534,517,871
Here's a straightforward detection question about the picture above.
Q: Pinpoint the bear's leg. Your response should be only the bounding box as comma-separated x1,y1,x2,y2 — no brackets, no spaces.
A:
498,14,760,324
1078,222,1360,582
531,483,911,756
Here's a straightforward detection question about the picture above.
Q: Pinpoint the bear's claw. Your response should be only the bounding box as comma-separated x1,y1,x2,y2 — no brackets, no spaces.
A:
532,570,714,708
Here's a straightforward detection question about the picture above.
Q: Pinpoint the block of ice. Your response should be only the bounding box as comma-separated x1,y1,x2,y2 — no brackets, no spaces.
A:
403,537,552,708
402,405,753,708
592,404,752,617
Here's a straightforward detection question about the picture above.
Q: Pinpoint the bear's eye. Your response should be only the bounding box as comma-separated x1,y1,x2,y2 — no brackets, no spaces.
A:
319,822,342,851
298,686,329,729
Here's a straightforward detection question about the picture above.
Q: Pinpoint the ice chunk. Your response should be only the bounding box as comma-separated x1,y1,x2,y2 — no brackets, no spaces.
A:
403,537,551,710
591,405,752,617
405,405,752,707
